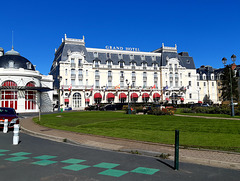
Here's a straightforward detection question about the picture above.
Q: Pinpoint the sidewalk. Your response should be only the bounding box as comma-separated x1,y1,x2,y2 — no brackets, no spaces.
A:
20,116,240,170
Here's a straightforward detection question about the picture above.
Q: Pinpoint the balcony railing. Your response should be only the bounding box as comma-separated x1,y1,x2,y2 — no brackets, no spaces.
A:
71,74,76,78
108,76,112,81
143,77,147,81
132,76,136,81
120,76,124,81
78,64,83,68
95,75,100,80
78,74,83,79
108,65,112,69
71,63,76,67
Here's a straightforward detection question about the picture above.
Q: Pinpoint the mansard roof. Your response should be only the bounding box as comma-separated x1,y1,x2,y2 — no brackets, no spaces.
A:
52,36,196,70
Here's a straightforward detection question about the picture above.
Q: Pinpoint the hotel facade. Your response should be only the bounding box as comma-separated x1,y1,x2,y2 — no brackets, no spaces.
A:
50,34,210,110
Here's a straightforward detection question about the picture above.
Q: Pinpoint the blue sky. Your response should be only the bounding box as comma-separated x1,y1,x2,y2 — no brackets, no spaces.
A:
0,0,239,75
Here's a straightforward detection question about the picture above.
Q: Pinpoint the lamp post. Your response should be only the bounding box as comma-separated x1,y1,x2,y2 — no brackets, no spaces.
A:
126,79,131,114
57,76,62,112
222,54,236,117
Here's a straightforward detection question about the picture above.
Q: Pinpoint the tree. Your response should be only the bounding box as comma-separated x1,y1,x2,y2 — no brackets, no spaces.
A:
220,65,239,102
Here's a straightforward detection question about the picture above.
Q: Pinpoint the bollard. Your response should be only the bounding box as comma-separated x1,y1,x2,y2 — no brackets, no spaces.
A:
3,119,8,133
13,124,20,145
174,130,179,170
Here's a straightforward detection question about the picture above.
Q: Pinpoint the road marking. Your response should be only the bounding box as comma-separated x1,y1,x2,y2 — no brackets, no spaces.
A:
61,158,86,164
5,156,30,162
98,169,129,177
0,149,9,153
33,155,57,160
131,167,160,175
93,162,120,169
32,160,58,166
62,164,90,171
10,152,31,156
1,148,160,178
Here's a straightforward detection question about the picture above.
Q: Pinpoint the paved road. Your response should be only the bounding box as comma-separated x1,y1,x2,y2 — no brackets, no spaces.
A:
0,132,239,181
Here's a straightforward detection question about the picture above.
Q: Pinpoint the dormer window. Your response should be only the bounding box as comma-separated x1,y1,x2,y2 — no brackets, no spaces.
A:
93,52,98,58
9,60,14,68
118,54,123,59
152,56,156,61
26,62,31,69
130,54,134,60
107,53,111,58
141,55,145,61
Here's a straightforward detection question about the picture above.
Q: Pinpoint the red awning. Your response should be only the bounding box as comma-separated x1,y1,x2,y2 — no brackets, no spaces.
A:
119,93,127,99
180,97,184,101
153,93,160,99
94,93,102,99
64,99,69,103
106,93,115,99
131,93,138,99
198,101,203,104
85,98,90,102
166,98,170,101
142,93,149,99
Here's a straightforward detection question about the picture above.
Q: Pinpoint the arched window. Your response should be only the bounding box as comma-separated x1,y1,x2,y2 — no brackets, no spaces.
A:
25,82,36,110
73,93,81,108
1,81,18,110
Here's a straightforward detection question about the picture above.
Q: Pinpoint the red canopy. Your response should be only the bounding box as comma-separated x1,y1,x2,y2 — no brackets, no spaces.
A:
64,99,69,103
166,98,170,101
198,101,203,104
153,93,160,99
180,97,184,101
85,98,90,102
94,93,102,99
131,93,138,99
142,93,149,98
106,93,115,99
119,93,127,99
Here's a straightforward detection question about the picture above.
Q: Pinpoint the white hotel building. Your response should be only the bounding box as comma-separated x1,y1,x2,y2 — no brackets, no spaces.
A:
50,35,200,110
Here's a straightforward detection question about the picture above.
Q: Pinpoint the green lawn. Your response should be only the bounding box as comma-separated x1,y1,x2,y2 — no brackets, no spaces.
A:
175,108,240,118
33,111,240,152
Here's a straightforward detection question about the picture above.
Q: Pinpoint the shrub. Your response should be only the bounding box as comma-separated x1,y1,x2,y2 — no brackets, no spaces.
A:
180,108,195,113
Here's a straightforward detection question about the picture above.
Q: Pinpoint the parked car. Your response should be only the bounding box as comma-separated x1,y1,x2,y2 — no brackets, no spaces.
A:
0,107,19,129
100,104,121,111
64,107,72,111
201,103,210,107
85,105,98,111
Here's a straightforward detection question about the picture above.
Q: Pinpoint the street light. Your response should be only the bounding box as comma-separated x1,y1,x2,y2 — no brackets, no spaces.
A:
222,55,236,117
126,79,131,114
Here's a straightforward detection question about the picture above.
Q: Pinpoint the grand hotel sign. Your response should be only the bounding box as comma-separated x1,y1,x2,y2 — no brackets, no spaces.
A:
105,46,140,52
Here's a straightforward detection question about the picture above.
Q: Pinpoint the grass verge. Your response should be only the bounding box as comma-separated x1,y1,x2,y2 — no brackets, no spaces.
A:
33,111,240,152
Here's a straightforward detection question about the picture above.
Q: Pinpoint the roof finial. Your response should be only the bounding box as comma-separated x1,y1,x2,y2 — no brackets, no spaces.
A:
12,30,14,50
